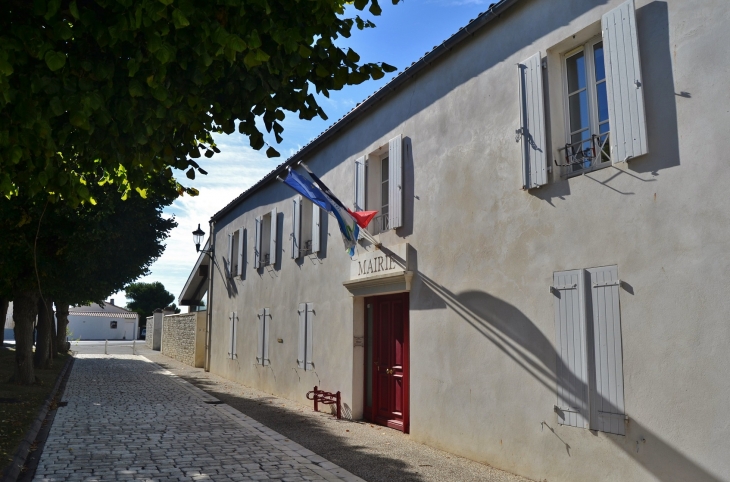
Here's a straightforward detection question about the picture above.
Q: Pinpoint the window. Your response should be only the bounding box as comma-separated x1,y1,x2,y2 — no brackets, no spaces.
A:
518,0,647,189
228,311,238,360
229,229,241,276
560,39,611,175
256,308,270,365
297,303,314,370
552,265,625,435
291,197,320,259
353,134,403,235
110,320,118,329
254,208,277,268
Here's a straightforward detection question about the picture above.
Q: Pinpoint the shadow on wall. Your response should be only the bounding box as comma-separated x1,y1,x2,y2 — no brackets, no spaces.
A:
412,272,723,482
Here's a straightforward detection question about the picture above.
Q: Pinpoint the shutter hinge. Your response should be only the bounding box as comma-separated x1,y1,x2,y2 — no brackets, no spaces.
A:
515,127,525,143
592,280,621,288
550,284,577,293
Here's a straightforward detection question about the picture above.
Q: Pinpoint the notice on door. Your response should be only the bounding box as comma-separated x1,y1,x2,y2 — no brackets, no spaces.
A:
350,243,408,281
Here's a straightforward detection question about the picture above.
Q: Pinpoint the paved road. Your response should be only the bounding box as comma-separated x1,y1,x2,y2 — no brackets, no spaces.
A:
33,355,363,482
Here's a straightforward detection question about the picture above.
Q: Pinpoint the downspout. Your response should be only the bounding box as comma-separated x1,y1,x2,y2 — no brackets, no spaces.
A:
204,219,216,372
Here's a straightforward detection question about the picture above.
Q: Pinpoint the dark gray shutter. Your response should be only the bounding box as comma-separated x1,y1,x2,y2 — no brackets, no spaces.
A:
518,52,547,189
602,0,648,163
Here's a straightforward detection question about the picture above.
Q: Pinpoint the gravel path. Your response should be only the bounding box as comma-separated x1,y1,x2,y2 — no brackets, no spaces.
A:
134,346,532,482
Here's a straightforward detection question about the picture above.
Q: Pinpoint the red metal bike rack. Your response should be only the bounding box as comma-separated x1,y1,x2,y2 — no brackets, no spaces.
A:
306,386,341,420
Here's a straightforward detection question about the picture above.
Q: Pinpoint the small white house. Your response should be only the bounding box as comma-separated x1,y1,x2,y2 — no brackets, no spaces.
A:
67,301,139,340
3,301,13,342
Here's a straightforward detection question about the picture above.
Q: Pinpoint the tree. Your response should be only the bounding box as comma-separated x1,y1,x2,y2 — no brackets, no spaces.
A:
125,282,176,322
0,178,177,382
1,0,398,204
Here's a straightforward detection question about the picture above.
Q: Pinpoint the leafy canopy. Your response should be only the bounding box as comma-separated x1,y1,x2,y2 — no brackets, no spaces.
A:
0,0,398,204
125,281,176,320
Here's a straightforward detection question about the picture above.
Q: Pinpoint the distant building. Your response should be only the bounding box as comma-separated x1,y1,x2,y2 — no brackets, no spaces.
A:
67,300,139,340
3,302,13,341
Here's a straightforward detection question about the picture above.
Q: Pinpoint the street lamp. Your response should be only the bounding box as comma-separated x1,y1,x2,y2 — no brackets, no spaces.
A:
192,224,206,252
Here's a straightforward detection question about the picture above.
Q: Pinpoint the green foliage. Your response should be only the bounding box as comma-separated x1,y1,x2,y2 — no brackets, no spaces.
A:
125,281,176,320
0,0,399,203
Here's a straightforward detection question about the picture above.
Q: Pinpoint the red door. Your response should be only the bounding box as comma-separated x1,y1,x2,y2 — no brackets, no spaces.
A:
365,293,409,432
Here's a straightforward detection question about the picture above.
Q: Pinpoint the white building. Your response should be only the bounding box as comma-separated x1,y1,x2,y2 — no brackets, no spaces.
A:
67,301,139,341
182,1,730,480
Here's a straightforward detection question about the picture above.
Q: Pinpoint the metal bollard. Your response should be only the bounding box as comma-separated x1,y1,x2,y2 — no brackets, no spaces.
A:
104,339,108,355
132,340,136,355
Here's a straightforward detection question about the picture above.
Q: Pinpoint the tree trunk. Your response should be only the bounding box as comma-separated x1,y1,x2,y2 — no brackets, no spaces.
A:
0,298,8,346
12,291,38,385
55,302,69,354
34,297,53,369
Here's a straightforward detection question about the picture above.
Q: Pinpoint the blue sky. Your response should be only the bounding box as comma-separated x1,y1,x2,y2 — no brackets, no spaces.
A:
113,0,493,307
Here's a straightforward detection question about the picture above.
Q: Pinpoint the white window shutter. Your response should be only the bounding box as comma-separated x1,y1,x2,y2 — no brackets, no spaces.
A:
254,216,261,269
227,234,233,276
291,197,301,259
269,207,277,266
305,303,314,370
237,228,245,278
354,156,365,211
552,270,589,429
311,204,321,254
602,0,648,163
256,308,264,364
228,312,234,359
263,308,271,366
518,52,547,189
388,135,403,229
587,266,625,435
232,312,238,359
297,303,306,369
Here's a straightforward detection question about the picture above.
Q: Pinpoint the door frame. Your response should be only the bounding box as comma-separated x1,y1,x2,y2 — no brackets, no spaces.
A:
363,292,410,433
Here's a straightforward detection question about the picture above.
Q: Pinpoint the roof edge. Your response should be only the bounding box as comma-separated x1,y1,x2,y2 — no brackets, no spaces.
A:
211,0,520,223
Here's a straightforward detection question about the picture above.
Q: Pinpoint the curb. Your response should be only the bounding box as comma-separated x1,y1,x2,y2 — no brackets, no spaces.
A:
0,356,74,482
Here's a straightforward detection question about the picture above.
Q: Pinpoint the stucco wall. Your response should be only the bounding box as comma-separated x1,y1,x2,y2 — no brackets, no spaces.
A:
205,1,730,481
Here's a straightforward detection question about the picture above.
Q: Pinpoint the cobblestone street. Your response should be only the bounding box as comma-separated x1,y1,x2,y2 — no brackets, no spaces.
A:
33,355,363,482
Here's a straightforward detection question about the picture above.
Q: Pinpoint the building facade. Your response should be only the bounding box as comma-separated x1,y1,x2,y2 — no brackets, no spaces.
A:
68,302,139,341
188,1,730,480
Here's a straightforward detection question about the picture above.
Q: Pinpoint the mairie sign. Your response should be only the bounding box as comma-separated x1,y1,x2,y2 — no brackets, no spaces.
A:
350,243,408,281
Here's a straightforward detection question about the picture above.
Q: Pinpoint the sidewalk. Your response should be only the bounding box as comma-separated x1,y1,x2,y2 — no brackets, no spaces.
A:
33,354,364,482
137,346,531,482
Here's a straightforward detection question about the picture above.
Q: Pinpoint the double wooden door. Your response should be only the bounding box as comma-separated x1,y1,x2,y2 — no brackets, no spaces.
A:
365,293,409,432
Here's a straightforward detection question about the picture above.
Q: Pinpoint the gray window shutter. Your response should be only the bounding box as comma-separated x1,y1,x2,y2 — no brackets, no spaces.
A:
602,0,648,163
587,266,625,435
291,197,301,259
237,228,245,278
311,204,321,254
305,303,314,370
552,270,589,429
518,52,547,189
254,216,261,269
232,312,238,359
388,136,403,229
263,308,271,366
269,208,277,266
354,156,365,211
227,233,233,276
297,303,306,369
256,308,264,364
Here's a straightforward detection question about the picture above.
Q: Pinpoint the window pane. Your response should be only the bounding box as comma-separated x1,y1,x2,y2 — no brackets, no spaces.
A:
569,91,589,133
566,51,586,93
596,81,609,122
570,130,593,171
598,132,611,163
381,157,389,183
593,42,605,81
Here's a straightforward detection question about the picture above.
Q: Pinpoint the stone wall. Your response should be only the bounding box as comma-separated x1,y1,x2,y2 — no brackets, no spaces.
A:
144,316,153,348
161,313,203,367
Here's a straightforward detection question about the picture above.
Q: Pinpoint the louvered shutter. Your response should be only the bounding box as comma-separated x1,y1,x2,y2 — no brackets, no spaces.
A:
587,266,625,435
552,270,589,429
311,204,321,254
231,312,238,359
291,197,301,259
262,308,270,366
602,0,648,163
228,312,234,359
256,308,264,364
388,135,403,229
269,208,277,265
305,303,314,370
227,234,233,276
237,228,245,279
518,52,547,189
354,156,365,211
254,216,262,269
297,303,306,369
